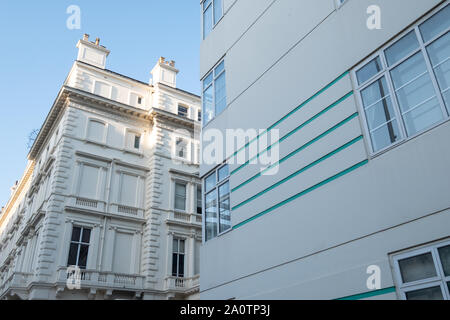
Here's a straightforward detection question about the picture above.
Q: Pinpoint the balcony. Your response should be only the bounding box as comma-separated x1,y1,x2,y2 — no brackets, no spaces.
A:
166,211,202,226
56,267,145,291
164,275,199,293
0,272,33,298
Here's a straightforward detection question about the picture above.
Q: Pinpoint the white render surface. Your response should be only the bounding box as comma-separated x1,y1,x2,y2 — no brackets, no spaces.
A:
200,0,450,300
0,36,202,300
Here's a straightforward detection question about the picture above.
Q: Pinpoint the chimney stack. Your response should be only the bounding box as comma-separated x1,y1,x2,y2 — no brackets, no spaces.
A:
151,57,179,88
76,34,110,69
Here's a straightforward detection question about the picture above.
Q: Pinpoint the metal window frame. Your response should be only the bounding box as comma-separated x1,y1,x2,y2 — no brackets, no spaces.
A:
201,0,224,40
68,226,91,269
391,239,450,300
203,164,231,242
352,1,450,156
202,58,226,126
172,238,186,278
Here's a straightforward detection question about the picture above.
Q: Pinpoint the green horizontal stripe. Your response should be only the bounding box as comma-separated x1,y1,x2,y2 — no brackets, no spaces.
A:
336,287,397,300
231,112,359,193
231,91,354,176
229,71,350,164
233,159,368,230
232,136,363,211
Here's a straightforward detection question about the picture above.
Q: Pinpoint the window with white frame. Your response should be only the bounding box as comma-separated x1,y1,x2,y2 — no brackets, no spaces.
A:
175,137,189,159
202,60,226,126
125,130,141,151
174,182,187,211
86,119,107,144
178,104,189,118
202,0,223,39
172,238,185,278
354,3,450,154
392,239,450,300
204,164,231,241
67,226,91,270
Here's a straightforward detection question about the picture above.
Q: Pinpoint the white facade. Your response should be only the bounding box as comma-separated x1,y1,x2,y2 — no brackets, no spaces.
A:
0,35,202,300
199,0,450,300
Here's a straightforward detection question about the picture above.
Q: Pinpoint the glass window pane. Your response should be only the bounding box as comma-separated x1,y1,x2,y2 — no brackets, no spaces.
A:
178,255,185,277
67,243,78,266
356,56,383,85
370,120,401,152
427,32,450,111
205,173,216,193
218,165,229,182
173,239,178,253
385,31,419,66
219,182,231,233
419,4,450,43
205,191,218,241
438,245,450,276
71,227,81,242
172,253,178,276
406,286,444,300
214,0,223,25
203,0,212,10
78,245,89,269
179,240,185,254
81,228,91,244
215,72,227,115
203,85,214,125
361,77,401,151
197,186,202,214
203,5,213,39
398,253,437,283
390,52,443,135
175,183,186,211
214,61,225,76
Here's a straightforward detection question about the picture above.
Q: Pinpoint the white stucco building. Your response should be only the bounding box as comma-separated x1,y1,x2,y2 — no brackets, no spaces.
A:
0,35,202,300
199,0,450,300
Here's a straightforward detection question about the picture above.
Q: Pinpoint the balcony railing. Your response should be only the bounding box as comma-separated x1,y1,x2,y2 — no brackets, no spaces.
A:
57,267,145,290
164,275,200,291
166,211,202,225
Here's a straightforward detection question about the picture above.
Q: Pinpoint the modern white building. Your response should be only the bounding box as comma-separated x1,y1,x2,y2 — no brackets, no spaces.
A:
0,35,203,300
199,0,450,300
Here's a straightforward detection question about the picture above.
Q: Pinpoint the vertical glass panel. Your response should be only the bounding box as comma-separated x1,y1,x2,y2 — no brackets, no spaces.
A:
205,191,218,241
385,31,419,66
197,186,203,214
78,245,89,269
172,253,178,276
71,227,81,242
179,240,185,254
175,183,186,211
219,182,231,233
134,135,141,149
203,4,213,39
406,286,444,300
215,72,227,115
361,77,401,151
203,85,214,125
214,0,223,25
214,61,225,76
178,255,185,277
218,165,229,182
205,173,216,193
390,52,443,135
81,228,91,244
356,56,383,85
419,4,450,43
67,243,78,266
398,253,437,283
173,239,178,253
438,245,450,276
427,32,450,111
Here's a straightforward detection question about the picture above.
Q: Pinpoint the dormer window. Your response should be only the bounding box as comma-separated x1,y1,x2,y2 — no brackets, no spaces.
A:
178,105,189,118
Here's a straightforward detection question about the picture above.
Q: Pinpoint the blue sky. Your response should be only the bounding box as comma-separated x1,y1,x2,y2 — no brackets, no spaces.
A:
0,1,201,207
